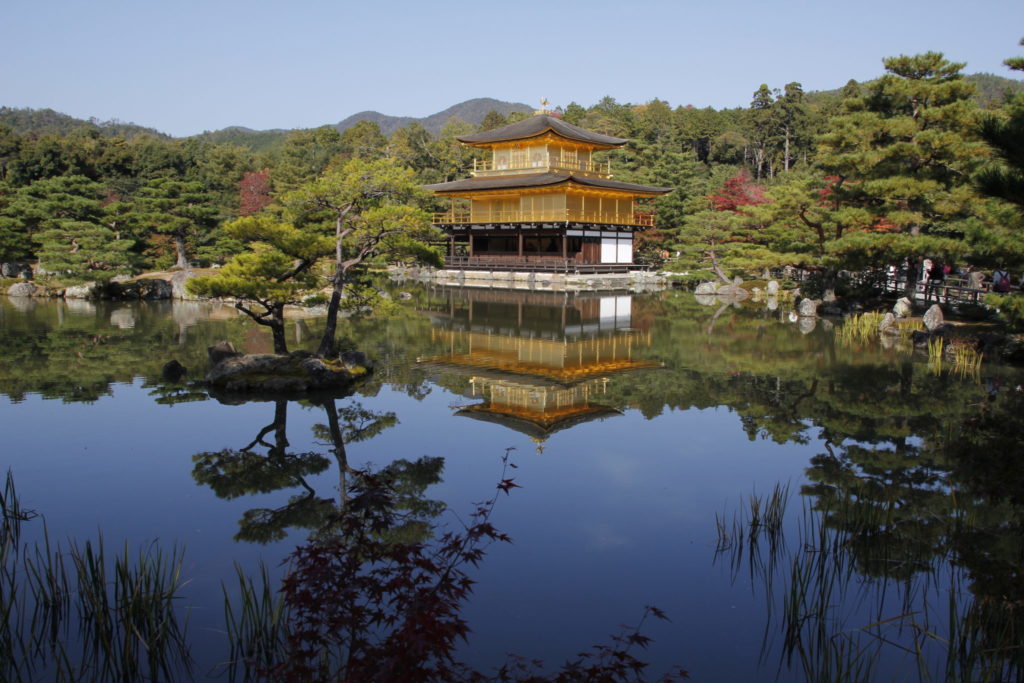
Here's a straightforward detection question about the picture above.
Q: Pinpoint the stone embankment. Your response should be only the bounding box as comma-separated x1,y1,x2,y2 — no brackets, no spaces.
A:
4,269,200,301
392,266,668,293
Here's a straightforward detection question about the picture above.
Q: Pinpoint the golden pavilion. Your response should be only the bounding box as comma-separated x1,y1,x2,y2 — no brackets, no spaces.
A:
424,113,671,272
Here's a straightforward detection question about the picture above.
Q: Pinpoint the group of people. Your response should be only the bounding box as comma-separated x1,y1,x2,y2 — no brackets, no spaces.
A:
919,259,1019,292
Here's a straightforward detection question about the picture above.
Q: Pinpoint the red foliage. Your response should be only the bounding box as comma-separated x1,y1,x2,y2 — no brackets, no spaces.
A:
867,218,900,233
239,170,273,216
707,171,767,212
817,175,842,203
258,452,688,682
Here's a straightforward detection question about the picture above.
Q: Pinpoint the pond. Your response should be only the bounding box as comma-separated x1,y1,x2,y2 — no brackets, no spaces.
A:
2,286,1023,681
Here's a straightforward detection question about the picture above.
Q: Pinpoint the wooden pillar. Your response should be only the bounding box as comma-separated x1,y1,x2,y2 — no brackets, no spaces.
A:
449,234,454,258
469,233,474,256
562,231,567,259
518,232,524,259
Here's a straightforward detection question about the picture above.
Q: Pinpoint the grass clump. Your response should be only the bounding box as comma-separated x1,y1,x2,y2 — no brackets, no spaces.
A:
1,471,193,682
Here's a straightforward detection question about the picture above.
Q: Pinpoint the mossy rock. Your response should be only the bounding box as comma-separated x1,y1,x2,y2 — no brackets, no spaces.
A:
205,350,370,394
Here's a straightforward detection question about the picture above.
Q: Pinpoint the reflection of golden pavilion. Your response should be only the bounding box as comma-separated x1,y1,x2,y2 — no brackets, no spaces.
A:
416,288,659,440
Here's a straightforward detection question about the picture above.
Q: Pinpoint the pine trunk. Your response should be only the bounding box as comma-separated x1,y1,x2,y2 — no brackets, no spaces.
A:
174,232,189,270
317,289,342,357
270,303,288,355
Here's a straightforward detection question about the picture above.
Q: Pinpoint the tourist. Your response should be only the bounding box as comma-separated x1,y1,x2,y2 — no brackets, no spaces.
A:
921,258,934,284
968,267,986,290
992,267,1013,293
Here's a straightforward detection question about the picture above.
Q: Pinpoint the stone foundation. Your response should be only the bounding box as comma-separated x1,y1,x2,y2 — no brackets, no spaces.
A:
391,266,668,293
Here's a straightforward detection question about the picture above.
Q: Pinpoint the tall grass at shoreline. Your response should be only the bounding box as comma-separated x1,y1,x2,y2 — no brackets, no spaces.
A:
716,483,1023,682
1,471,193,682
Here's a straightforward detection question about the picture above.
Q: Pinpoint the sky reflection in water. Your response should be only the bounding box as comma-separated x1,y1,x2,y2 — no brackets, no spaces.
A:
1,288,1022,680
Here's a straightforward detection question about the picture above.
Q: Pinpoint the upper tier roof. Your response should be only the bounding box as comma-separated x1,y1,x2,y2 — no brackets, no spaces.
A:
456,114,628,148
423,172,672,196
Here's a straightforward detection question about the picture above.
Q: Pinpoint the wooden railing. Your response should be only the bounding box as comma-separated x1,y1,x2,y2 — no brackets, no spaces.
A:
473,157,612,176
442,255,650,274
776,268,993,305
432,209,655,227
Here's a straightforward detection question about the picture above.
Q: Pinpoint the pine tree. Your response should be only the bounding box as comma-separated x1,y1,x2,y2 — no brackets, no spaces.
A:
19,176,135,280
976,39,1024,209
814,52,989,288
132,177,218,269
187,215,332,354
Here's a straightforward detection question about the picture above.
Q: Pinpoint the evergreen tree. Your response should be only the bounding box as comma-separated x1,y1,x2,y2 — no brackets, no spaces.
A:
272,126,344,193
132,177,218,269
478,110,508,132
188,215,333,354
745,84,775,179
772,82,810,172
283,158,442,356
19,176,135,280
814,52,988,288
976,39,1024,209
338,121,387,162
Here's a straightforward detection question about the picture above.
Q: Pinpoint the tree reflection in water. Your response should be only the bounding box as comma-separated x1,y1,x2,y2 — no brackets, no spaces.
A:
717,384,1024,682
197,395,687,682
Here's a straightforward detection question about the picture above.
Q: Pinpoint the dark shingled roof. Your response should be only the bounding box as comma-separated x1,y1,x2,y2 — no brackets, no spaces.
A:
423,172,672,196
456,114,628,148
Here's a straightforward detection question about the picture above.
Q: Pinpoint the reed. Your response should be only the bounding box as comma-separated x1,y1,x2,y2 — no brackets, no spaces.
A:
897,319,925,343
949,339,984,380
221,562,287,682
927,337,945,375
1,471,193,682
837,312,887,345
719,486,1023,682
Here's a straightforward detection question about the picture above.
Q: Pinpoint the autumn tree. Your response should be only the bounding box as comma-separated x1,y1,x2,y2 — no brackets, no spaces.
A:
672,170,777,280
239,170,273,216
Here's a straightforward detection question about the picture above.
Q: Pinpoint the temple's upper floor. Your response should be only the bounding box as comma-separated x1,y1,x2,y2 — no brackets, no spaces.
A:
457,114,627,179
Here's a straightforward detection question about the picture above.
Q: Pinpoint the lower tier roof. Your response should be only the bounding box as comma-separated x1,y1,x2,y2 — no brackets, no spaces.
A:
424,172,672,196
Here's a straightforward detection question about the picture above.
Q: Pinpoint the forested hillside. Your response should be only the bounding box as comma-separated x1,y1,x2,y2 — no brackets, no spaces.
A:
0,107,170,140
2,51,1023,313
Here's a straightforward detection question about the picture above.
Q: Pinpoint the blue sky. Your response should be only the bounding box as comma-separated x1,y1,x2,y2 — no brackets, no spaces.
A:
3,0,1022,138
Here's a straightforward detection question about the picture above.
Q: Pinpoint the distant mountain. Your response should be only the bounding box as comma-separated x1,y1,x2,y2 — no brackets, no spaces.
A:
334,98,534,136
190,126,290,154
0,106,171,140
965,73,1024,107
185,98,534,153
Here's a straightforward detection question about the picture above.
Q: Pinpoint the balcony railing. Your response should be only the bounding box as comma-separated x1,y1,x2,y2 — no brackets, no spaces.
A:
473,157,612,176
432,209,655,227
442,255,650,274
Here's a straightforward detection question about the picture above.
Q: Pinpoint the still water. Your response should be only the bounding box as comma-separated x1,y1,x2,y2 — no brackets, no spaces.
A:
2,286,1022,681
